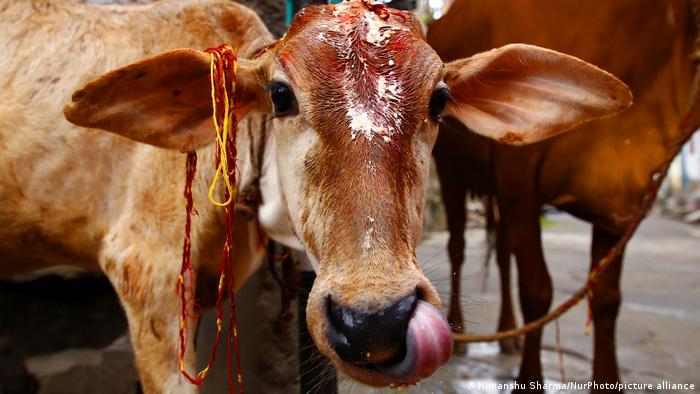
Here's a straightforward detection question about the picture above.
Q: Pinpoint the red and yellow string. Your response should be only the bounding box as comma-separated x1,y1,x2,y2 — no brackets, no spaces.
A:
177,44,243,394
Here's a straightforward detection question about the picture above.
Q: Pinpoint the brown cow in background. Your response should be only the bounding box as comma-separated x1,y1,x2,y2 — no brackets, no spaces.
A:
428,0,698,391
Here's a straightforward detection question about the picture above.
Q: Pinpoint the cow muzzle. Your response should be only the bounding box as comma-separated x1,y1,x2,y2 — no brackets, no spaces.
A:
324,291,452,386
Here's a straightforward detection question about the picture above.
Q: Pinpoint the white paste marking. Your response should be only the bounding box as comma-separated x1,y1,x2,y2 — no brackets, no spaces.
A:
364,14,398,46
319,5,407,142
348,106,375,141
387,82,402,96
377,76,387,96
363,216,376,250
366,160,377,175
365,14,384,44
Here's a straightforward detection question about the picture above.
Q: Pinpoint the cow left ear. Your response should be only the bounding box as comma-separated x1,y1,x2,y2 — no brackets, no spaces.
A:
443,44,632,145
64,48,269,152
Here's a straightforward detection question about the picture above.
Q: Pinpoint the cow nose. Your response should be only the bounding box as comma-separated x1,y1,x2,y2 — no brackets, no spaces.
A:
326,293,417,365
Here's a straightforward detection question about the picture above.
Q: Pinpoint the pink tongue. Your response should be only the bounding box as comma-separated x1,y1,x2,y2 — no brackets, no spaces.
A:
377,300,452,383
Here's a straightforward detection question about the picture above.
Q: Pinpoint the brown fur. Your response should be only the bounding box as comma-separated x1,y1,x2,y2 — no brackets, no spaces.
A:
264,4,445,384
0,1,271,392
278,4,440,289
429,0,697,390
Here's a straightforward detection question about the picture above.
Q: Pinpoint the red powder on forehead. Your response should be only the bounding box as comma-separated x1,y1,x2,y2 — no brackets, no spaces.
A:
275,0,440,145
252,40,280,60
360,0,408,21
266,1,433,259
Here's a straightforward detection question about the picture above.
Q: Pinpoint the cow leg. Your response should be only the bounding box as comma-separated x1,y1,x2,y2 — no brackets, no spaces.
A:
122,301,197,394
439,173,469,355
508,209,551,392
495,219,520,354
101,245,198,394
589,226,624,389
481,196,497,288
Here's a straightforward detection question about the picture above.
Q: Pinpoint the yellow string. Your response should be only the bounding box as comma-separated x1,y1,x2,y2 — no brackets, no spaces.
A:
196,366,210,380
208,52,238,207
192,271,227,380
188,49,238,383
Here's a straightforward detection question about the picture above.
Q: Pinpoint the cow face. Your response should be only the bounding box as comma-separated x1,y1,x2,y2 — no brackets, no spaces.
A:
64,0,631,387
260,4,450,386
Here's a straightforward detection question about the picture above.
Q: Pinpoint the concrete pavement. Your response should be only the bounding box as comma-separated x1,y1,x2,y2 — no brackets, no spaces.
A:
341,212,700,393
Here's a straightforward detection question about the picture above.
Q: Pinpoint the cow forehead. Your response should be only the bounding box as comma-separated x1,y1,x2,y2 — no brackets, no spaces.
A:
276,1,442,143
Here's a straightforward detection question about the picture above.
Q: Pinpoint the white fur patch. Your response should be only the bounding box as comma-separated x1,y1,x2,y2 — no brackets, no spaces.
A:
258,131,304,250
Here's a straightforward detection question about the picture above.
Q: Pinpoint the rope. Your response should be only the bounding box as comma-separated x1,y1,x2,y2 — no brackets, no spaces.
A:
207,48,238,207
555,319,566,383
177,152,198,383
176,44,244,394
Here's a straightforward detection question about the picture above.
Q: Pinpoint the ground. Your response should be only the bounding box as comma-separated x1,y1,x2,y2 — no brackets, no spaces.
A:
2,212,698,393
340,212,700,393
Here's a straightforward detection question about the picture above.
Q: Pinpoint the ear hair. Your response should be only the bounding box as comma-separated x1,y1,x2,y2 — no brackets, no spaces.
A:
443,44,632,145
64,49,270,151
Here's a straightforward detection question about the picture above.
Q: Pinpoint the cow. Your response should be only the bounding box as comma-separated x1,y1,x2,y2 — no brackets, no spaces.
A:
428,0,698,391
0,0,631,391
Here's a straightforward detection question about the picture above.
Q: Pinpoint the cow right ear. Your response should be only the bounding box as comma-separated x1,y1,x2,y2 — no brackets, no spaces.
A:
64,48,270,152
442,44,632,145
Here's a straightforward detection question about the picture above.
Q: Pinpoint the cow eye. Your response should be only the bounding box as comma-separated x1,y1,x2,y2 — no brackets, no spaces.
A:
268,81,297,116
429,87,451,121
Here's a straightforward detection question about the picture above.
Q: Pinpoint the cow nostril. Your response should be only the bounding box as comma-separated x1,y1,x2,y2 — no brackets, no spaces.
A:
326,293,417,365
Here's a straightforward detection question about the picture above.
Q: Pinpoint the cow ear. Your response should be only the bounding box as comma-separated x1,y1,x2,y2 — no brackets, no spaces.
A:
443,44,632,145
64,49,269,151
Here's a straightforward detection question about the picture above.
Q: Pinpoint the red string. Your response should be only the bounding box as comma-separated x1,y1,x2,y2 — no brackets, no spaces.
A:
177,45,243,394
178,152,200,385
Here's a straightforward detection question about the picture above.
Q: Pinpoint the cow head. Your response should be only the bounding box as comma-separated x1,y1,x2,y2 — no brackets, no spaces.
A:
64,0,631,387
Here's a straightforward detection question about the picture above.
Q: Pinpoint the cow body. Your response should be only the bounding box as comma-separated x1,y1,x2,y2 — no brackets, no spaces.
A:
428,0,696,389
0,1,273,391
1,0,632,391
0,0,272,276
